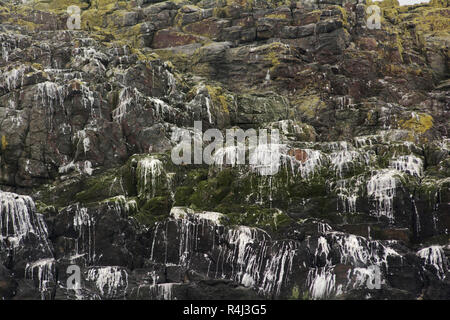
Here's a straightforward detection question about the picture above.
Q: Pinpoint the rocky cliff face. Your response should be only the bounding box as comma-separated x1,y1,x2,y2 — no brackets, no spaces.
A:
0,0,449,300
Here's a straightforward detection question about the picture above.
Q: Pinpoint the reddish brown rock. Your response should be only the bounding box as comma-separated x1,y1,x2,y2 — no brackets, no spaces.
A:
288,149,308,163
183,18,223,39
152,28,206,49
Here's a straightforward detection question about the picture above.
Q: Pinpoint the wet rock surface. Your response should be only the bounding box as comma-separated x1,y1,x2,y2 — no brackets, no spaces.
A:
0,0,449,299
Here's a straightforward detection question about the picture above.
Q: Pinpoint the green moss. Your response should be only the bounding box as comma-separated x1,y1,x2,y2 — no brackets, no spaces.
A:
35,175,85,209
120,159,138,197
101,195,138,214
35,200,57,216
132,210,168,227
177,161,339,217
189,171,234,210
74,168,127,203
174,186,194,206
187,168,209,182
140,196,170,216
224,206,293,233
289,285,300,300
131,195,171,226
302,290,310,300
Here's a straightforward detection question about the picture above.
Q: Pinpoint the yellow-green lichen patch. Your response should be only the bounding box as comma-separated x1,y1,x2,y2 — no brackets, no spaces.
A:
412,7,450,34
205,85,231,113
290,285,300,300
334,5,349,27
264,13,289,20
260,42,290,72
398,113,433,139
225,0,254,9
1,135,8,151
32,0,128,14
375,0,400,8
295,95,326,120
430,0,448,8
154,48,193,72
